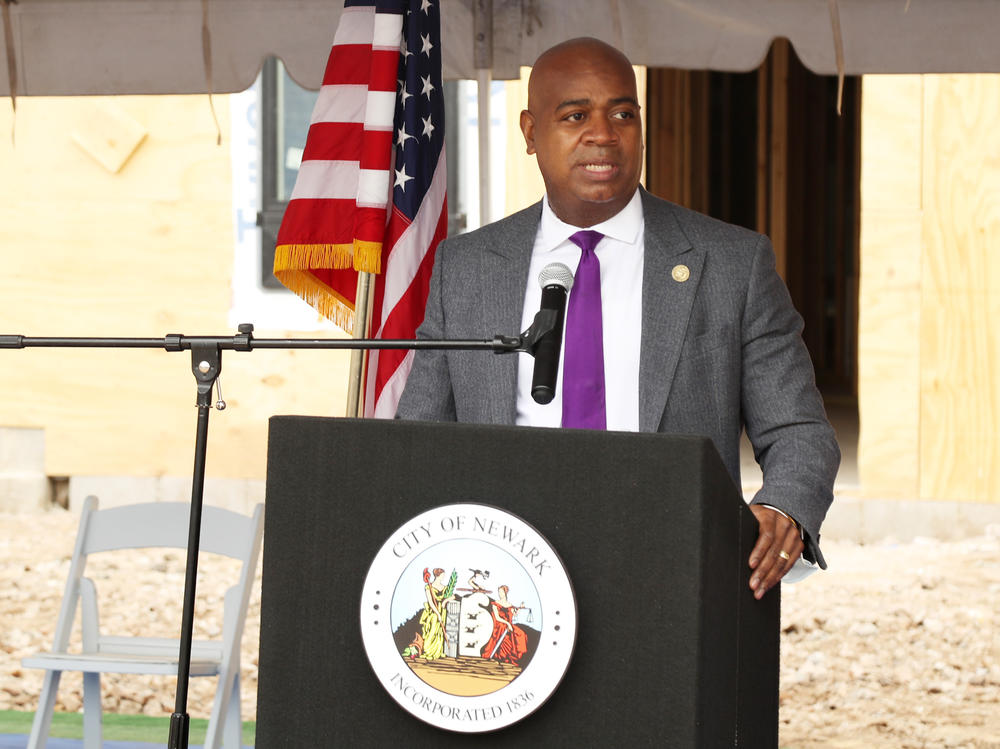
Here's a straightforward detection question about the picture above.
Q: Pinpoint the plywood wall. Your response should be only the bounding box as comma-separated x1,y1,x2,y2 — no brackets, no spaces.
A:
858,75,1000,503
918,76,1000,502
0,96,348,483
857,76,923,498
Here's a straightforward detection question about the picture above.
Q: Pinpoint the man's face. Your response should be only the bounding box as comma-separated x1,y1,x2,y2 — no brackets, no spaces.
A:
520,48,643,227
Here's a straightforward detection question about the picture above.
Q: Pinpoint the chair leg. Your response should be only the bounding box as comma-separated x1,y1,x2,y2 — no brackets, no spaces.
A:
26,669,62,749
82,671,103,749
204,670,242,749
223,672,242,749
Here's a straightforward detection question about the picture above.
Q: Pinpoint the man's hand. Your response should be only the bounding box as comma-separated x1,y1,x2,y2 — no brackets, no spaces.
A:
748,505,804,600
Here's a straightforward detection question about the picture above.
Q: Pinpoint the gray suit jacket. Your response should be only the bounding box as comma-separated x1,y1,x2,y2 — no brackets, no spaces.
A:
396,189,839,566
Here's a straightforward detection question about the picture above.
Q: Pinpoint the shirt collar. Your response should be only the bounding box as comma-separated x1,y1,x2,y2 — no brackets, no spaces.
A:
537,189,643,253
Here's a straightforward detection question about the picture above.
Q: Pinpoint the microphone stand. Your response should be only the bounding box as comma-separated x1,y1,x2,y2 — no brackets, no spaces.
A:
0,316,555,749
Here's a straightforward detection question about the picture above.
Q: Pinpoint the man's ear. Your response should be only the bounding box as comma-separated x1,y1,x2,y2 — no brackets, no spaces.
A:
519,110,536,155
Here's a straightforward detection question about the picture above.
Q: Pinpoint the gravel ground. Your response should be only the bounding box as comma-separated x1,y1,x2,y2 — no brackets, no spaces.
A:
779,525,1000,749
1,510,998,747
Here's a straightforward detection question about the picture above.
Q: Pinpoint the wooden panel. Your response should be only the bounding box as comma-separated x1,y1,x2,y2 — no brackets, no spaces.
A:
755,59,769,236
857,219,922,496
767,40,788,279
857,76,924,211
644,68,710,213
645,67,681,202
856,76,924,498
70,101,148,174
503,67,547,217
919,75,1000,502
0,95,347,480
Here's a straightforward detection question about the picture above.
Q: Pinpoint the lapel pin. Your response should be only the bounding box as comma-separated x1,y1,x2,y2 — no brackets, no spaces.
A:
671,264,690,283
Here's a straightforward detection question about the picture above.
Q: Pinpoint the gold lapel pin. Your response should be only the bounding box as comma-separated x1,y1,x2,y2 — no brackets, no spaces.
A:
672,264,690,282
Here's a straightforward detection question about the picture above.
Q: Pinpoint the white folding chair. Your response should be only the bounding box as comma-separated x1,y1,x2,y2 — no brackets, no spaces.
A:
22,495,264,749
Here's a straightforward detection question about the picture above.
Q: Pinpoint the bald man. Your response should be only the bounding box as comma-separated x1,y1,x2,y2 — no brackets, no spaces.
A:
396,38,839,599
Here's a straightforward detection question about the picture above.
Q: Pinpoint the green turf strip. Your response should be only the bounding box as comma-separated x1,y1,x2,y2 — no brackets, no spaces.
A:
0,710,255,745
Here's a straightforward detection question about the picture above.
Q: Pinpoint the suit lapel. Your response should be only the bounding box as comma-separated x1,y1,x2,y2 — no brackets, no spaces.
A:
481,203,541,423
639,193,705,432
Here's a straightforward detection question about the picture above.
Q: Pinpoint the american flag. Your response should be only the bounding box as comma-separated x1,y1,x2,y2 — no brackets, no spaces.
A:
274,0,447,418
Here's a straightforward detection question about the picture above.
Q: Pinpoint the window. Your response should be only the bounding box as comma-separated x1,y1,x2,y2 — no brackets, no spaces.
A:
258,58,319,289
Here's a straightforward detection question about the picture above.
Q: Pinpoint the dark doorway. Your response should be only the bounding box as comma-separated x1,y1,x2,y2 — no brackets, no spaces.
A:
644,40,860,400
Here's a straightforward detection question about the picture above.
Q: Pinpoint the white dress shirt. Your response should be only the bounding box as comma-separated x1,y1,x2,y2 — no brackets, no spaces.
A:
516,190,644,431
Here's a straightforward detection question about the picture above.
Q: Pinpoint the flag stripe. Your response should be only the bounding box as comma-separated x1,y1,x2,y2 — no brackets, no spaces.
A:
372,12,405,46
364,90,397,126
311,84,368,124
368,349,415,418
367,50,403,90
323,46,370,86
322,48,400,91
367,203,446,415
330,6,377,47
353,205,394,249
301,122,363,161
380,201,447,340
359,129,394,170
277,198,359,245
357,168,392,206
371,201,446,377
289,160,360,201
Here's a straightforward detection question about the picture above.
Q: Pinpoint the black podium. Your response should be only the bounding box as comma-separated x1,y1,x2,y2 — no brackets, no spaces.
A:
257,417,778,747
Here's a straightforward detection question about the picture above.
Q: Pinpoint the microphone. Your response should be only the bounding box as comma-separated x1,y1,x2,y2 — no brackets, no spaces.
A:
531,262,574,405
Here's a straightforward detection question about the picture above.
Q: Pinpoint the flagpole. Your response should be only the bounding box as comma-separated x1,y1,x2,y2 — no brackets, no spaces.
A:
346,271,375,417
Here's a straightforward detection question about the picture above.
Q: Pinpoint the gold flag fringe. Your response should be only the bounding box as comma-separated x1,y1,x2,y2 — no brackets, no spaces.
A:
353,239,383,274
273,243,356,271
273,267,357,333
273,239,384,274
272,238,386,332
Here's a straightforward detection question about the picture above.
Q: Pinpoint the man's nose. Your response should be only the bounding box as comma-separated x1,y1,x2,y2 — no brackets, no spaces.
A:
583,115,618,145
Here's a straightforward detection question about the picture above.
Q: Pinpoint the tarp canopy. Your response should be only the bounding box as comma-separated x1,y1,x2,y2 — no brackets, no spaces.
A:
2,0,1000,97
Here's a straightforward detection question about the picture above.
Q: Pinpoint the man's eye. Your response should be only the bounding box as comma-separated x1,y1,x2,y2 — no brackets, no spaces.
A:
564,112,585,122
612,111,635,120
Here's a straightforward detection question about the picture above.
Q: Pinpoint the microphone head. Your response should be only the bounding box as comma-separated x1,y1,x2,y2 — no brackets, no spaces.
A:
538,262,574,292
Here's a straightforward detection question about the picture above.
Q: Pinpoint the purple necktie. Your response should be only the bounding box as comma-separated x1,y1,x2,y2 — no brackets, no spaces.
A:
562,230,607,430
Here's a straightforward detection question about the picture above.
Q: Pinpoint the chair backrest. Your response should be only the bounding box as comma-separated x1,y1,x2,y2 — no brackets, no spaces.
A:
49,495,264,653
82,500,260,560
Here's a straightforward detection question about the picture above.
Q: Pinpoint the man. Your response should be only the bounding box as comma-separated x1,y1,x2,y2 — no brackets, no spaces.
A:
396,38,839,600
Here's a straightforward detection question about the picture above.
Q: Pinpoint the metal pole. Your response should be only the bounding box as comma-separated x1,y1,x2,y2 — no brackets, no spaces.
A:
346,271,375,417
168,341,221,749
477,68,492,227
474,0,493,227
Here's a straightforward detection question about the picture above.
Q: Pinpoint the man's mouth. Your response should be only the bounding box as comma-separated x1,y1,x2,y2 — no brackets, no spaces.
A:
581,163,615,173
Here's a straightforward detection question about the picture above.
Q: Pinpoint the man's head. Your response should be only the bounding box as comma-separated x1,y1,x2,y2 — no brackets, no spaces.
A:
520,38,643,228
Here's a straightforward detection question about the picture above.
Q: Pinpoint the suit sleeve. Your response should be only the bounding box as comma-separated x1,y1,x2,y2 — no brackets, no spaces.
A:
394,238,458,422
741,235,840,568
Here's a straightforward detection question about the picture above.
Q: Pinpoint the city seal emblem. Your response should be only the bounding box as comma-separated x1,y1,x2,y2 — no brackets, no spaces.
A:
360,503,577,732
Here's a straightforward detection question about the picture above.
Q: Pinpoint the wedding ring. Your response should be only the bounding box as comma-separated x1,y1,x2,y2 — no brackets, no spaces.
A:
778,550,791,561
